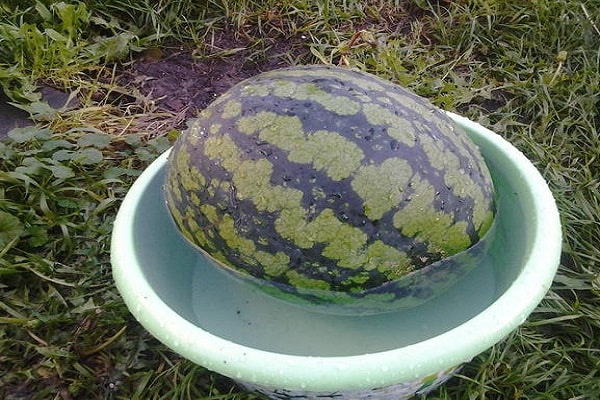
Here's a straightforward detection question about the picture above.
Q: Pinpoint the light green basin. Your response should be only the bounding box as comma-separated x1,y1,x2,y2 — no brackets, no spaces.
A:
111,113,561,398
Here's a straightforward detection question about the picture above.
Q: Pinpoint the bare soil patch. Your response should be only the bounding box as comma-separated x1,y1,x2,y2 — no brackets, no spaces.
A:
117,31,306,130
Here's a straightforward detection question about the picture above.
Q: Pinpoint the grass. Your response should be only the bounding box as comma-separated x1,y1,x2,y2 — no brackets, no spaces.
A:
1,0,600,399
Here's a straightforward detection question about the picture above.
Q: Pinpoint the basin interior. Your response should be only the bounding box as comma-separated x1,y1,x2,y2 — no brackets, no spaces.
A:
130,124,533,357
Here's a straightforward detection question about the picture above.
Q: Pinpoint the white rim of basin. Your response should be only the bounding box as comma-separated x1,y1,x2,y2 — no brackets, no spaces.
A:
111,112,561,392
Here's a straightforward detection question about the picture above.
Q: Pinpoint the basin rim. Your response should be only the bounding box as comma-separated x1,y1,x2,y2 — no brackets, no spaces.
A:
111,112,562,391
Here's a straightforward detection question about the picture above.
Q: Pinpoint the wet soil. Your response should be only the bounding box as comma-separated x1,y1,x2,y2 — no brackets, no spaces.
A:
0,92,31,136
0,86,75,137
116,32,306,129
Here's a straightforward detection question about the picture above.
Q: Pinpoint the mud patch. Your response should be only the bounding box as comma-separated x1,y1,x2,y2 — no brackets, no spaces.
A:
117,32,307,131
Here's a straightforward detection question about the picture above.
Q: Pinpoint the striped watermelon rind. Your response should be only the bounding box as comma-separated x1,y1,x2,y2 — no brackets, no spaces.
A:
164,65,495,312
211,222,494,315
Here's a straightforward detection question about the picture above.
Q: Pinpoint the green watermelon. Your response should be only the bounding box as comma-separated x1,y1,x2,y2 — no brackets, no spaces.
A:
164,65,495,311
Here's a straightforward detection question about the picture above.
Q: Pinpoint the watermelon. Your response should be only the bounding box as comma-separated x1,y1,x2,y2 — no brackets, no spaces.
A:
164,65,495,312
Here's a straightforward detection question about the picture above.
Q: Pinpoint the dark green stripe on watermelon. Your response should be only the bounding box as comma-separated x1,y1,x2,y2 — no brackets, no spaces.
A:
165,65,495,294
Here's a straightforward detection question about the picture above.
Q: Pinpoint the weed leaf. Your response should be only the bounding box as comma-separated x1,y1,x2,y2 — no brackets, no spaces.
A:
52,149,74,162
47,163,75,179
0,211,24,248
77,147,104,165
77,133,111,148
26,225,49,247
7,126,52,143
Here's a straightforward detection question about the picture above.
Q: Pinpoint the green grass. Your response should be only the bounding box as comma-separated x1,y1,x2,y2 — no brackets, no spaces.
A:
1,0,600,399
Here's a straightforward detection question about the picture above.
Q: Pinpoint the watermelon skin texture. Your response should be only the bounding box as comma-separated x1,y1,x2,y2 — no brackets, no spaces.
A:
164,65,495,298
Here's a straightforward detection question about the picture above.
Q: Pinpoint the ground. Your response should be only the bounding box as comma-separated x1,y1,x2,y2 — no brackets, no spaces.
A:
125,48,280,116
0,31,302,138
116,30,310,130
0,87,72,137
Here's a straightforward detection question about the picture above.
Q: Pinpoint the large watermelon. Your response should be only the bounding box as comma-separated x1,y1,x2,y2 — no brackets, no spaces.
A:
164,65,495,312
